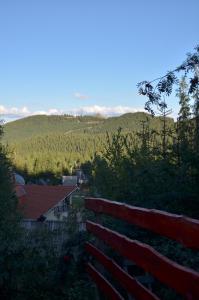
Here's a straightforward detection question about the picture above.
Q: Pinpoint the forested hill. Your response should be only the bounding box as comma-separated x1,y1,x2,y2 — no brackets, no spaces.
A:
3,112,174,142
3,112,174,176
3,114,105,142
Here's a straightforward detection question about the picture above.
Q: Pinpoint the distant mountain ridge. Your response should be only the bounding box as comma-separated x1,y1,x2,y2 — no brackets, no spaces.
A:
3,112,174,143
2,112,174,175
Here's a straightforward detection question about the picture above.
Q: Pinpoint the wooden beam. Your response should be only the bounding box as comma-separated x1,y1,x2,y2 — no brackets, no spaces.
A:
87,263,124,300
86,242,159,300
86,221,199,299
85,197,199,249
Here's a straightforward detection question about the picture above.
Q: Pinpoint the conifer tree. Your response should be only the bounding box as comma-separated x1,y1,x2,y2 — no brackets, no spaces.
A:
0,123,20,234
178,77,191,123
0,122,21,297
176,77,192,163
192,70,199,152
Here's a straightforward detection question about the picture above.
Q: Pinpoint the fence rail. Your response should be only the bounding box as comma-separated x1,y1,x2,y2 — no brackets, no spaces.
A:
85,197,199,300
87,263,124,300
86,242,159,300
85,197,199,249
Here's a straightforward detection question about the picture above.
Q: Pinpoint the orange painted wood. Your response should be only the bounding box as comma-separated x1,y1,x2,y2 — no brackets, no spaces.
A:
85,198,199,249
86,221,199,299
86,263,124,300
86,242,159,300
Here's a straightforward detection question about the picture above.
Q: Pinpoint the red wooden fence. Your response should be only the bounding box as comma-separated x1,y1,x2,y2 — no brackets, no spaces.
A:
85,197,199,300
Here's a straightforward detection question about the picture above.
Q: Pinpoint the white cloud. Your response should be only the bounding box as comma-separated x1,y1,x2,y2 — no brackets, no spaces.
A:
0,105,7,114
69,105,144,116
32,108,63,116
0,104,145,122
0,105,63,122
0,105,30,117
73,92,89,100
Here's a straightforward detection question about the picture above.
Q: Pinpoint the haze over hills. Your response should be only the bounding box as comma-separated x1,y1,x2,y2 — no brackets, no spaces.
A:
3,112,174,177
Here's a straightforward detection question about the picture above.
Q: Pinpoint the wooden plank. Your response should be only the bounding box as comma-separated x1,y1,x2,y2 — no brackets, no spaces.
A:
86,221,199,299
85,198,199,249
86,242,159,300
86,263,124,300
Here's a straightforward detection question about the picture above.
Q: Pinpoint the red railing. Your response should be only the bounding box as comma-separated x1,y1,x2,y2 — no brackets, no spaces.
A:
85,197,199,300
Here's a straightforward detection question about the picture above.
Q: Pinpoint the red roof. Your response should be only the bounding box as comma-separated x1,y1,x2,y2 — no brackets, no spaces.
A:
16,184,77,219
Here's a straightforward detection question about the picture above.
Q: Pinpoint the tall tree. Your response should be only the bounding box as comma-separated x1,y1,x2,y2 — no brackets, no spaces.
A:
137,45,199,116
0,122,22,297
176,77,192,163
178,77,191,123
0,123,20,234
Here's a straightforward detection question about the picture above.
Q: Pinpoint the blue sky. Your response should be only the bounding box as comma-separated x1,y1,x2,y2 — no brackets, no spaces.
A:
0,0,198,121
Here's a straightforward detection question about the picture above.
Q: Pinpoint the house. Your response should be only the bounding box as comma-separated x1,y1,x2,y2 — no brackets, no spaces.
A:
62,176,78,186
62,170,88,186
16,184,78,229
76,169,88,185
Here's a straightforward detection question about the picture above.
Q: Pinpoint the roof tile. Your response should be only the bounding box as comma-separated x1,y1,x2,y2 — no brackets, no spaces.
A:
16,184,77,219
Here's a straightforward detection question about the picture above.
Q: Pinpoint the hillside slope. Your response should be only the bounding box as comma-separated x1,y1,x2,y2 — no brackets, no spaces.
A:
3,115,105,142
3,112,174,176
3,112,174,142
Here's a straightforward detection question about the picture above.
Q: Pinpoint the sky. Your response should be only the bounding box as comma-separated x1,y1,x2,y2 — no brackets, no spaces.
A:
0,0,199,122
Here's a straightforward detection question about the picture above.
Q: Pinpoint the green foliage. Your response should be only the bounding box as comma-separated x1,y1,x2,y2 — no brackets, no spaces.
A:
0,126,20,231
0,123,95,300
88,47,199,298
91,121,199,299
3,112,173,142
91,119,199,217
3,115,105,142
0,124,22,298
2,113,174,179
0,215,95,300
137,45,199,115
